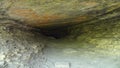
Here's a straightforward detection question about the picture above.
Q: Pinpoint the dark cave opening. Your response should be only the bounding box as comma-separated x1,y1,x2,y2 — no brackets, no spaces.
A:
39,27,70,39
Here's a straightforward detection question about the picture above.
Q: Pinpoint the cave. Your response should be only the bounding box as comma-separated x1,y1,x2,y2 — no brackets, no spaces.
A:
0,0,120,68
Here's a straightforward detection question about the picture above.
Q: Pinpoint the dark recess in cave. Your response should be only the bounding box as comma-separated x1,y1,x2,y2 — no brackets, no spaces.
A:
39,27,70,39
29,25,71,39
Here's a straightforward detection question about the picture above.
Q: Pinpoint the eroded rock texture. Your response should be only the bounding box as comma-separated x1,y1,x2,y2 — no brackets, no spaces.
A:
0,0,120,68
0,0,120,27
0,20,46,68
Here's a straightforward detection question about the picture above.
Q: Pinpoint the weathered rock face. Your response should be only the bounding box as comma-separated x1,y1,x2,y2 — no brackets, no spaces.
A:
1,0,120,28
0,20,47,68
0,0,120,68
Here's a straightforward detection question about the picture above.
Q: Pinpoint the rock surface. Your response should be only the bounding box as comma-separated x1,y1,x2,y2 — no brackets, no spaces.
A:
0,20,47,68
0,0,120,68
0,0,120,27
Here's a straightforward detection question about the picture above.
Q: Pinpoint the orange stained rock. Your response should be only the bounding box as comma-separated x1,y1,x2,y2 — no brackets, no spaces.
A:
74,16,88,23
8,8,66,26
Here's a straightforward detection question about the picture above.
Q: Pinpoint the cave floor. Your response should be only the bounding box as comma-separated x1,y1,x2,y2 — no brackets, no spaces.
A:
43,19,120,68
